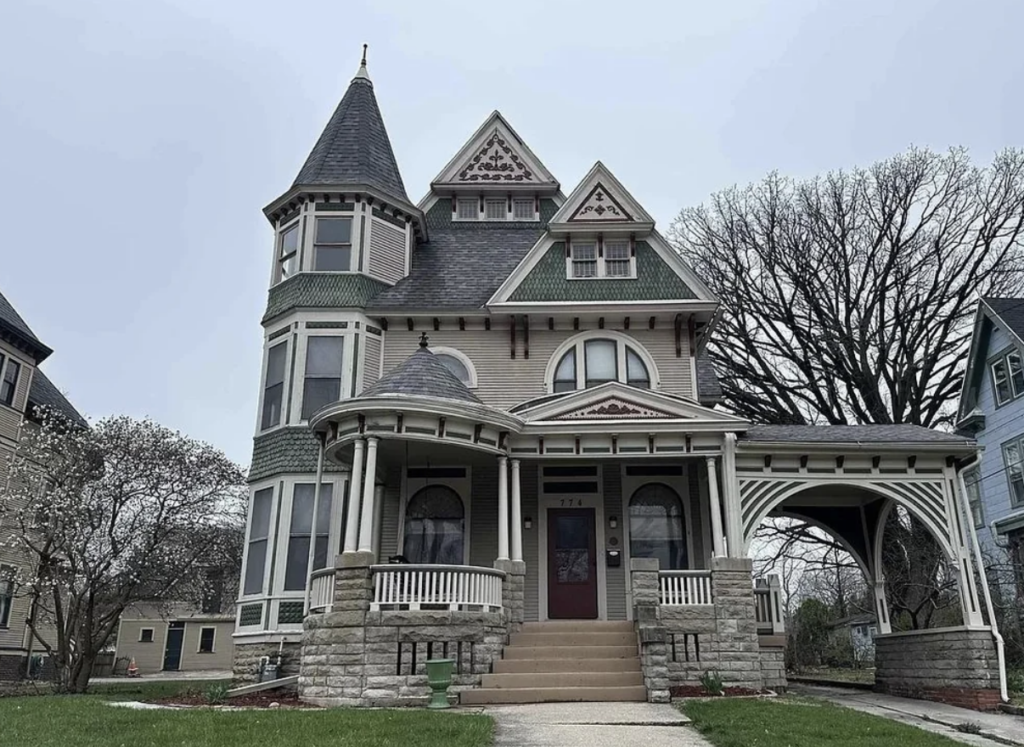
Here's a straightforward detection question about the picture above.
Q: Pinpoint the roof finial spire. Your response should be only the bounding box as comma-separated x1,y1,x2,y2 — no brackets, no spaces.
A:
353,43,372,85
419,332,429,349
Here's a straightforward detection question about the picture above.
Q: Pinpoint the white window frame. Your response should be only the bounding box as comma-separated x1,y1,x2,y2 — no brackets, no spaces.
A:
240,483,277,600
281,481,334,592
312,216,354,273
138,627,154,643
513,198,536,221
428,346,478,389
544,331,659,393
0,354,20,408
273,219,301,285
566,238,637,279
292,331,354,424
455,198,479,221
484,198,508,221
258,339,290,432
397,468,472,565
197,626,216,654
1004,437,1024,509
991,349,1024,407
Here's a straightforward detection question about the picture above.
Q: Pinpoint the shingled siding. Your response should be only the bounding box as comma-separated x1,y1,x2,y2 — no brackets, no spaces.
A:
367,217,407,285
262,274,390,323
249,427,349,482
381,325,695,408
508,242,697,303
424,198,559,228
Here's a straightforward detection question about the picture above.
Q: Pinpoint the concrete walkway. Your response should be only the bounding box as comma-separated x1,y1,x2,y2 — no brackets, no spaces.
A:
792,684,1024,746
484,702,711,746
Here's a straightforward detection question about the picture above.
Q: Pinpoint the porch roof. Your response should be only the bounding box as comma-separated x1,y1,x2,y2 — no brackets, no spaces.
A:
740,424,975,450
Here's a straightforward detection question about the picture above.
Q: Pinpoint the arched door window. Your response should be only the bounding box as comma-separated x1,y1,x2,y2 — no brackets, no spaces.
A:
550,337,652,392
629,483,687,570
403,486,465,564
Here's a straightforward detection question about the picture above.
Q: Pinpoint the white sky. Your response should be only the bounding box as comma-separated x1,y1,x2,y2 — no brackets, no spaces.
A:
2,0,1021,465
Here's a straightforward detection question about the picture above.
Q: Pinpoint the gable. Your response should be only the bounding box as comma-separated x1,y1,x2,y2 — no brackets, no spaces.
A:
549,162,653,227
505,240,698,303
959,301,1024,418
550,396,679,420
569,184,634,222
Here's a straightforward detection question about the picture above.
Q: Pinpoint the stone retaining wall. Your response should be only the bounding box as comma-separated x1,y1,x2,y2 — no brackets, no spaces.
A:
232,641,302,684
875,628,1001,710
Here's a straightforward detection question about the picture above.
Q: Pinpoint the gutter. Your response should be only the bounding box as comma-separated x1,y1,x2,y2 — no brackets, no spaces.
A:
957,456,1009,704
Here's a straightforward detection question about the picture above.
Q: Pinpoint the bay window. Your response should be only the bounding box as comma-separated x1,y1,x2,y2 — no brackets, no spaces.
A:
283,483,333,590
313,218,352,271
275,222,299,283
301,337,344,420
243,488,273,595
261,343,287,430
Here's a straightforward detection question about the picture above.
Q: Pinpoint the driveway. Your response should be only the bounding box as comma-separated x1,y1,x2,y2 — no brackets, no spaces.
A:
484,702,712,747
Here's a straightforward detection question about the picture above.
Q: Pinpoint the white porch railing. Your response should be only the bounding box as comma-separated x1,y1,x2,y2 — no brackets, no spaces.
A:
309,568,336,613
754,575,785,634
659,570,713,606
370,564,504,612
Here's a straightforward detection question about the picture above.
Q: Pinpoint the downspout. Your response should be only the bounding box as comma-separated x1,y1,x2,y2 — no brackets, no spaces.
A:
956,458,1008,703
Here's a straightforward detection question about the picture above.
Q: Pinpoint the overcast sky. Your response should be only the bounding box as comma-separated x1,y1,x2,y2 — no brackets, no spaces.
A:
2,0,1021,465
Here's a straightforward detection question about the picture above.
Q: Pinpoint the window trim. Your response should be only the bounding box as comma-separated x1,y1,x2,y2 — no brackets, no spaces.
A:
312,216,354,273
242,485,276,598
455,198,480,221
0,355,20,408
139,627,154,643
512,198,537,221
282,482,333,592
197,626,216,654
429,346,478,389
566,238,637,280
484,198,507,221
1003,435,1024,509
545,331,659,394
990,347,1024,407
259,340,289,432
273,219,301,285
300,335,345,422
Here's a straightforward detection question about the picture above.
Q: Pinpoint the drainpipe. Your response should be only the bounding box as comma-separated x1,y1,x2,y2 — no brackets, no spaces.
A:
956,458,1008,703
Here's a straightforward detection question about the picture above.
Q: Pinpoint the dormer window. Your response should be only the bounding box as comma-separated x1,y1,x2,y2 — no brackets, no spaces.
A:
484,199,506,220
456,199,478,220
314,218,352,271
568,239,636,279
513,198,535,220
275,222,299,283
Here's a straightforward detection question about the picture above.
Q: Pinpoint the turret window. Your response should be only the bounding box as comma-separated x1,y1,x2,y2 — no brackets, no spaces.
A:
0,357,20,407
301,337,344,419
314,218,353,271
275,223,299,283
261,343,287,430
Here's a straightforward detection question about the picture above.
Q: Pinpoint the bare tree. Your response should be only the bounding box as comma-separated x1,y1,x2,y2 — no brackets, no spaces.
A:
0,409,246,692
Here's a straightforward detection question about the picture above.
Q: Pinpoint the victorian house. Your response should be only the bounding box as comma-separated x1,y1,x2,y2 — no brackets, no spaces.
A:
235,54,1004,709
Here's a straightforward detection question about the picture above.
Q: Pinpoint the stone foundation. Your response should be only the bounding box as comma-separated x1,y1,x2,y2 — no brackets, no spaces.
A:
875,628,1001,710
232,641,302,684
758,636,787,691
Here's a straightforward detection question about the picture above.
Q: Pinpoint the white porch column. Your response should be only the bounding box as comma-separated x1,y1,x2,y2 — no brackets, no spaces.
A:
510,459,523,562
722,433,744,557
358,437,379,554
343,438,365,553
371,484,385,561
873,574,892,635
304,433,326,614
497,456,510,562
945,463,985,627
706,456,726,557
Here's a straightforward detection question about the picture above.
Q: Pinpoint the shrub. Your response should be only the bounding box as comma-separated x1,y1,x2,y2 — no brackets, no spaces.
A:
204,683,231,705
699,670,725,696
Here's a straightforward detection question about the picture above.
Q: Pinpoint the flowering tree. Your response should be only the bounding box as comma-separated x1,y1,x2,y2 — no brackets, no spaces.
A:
0,410,245,693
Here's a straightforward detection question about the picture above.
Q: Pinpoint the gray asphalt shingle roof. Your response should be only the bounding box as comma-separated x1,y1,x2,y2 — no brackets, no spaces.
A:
293,74,409,203
695,355,722,403
741,424,972,444
27,369,86,426
361,345,482,404
0,289,40,344
985,297,1024,344
368,227,543,310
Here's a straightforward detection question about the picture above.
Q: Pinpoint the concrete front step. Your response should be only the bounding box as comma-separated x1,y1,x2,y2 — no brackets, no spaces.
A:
501,645,639,660
510,631,636,647
520,620,635,633
482,671,644,689
461,685,648,705
493,657,642,674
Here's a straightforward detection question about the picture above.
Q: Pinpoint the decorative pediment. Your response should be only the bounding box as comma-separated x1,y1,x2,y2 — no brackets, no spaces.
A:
568,184,633,222
552,396,677,420
429,111,559,190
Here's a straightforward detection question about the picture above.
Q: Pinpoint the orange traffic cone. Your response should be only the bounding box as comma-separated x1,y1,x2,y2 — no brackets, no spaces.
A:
127,657,139,678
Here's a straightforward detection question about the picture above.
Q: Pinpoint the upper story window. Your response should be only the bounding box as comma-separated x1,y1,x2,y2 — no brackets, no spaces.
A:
456,199,478,220
275,222,299,283
454,197,538,222
992,350,1024,406
1004,437,1024,508
431,347,477,388
549,335,653,393
513,198,535,220
484,199,506,220
301,337,344,420
0,356,20,407
568,239,636,279
314,218,353,271
261,343,287,431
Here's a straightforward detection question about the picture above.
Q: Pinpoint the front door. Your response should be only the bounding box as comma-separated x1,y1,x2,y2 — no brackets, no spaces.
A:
162,622,185,671
547,508,598,619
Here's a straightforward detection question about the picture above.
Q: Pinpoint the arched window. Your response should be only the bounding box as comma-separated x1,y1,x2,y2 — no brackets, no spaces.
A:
430,348,477,388
403,486,465,564
550,336,653,392
629,483,686,570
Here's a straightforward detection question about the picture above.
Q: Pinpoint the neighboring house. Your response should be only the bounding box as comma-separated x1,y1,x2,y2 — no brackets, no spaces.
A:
957,298,1024,562
232,54,999,709
0,288,85,680
116,601,234,676
828,613,878,665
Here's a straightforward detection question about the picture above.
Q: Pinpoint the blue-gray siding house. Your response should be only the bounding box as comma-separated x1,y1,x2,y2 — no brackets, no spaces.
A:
958,298,1024,559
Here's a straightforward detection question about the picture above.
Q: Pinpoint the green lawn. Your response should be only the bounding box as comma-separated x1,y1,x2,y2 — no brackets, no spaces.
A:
682,696,965,746
0,688,493,747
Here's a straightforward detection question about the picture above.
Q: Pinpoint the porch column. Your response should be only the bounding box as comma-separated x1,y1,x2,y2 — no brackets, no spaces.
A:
357,437,379,554
945,463,985,627
873,574,892,635
371,484,385,561
343,438,365,553
706,456,726,557
497,456,510,561
510,459,523,562
722,433,743,557
304,432,327,614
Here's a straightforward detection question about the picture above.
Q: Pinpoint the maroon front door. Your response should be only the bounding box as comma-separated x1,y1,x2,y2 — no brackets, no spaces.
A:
547,508,598,619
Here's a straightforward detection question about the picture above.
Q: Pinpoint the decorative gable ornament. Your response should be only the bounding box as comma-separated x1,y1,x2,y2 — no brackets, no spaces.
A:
568,184,633,222
458,129,536,183
552,396,678,420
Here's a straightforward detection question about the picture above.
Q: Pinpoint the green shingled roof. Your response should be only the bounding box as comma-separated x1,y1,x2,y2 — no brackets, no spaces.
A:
249,427,349,482
263,273,390,323
507,241,697,303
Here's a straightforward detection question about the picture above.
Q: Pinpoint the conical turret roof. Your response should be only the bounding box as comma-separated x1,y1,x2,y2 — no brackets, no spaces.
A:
292,49,409,203
361,336,481,404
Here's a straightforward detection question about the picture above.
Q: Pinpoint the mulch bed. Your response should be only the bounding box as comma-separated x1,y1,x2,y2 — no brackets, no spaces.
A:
153,689,315,709
671,685,769,698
